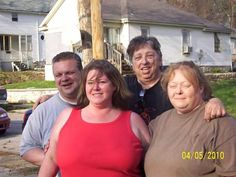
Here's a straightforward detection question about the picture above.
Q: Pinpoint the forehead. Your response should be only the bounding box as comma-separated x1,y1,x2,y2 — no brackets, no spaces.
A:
53,59,78,72
133,44,156,54
169,69,189,81
87,69,107,80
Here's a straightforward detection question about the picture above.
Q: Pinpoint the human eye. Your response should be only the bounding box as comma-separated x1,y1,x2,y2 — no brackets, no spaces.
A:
182,82,191,88
98,80,108,84
66,71,75,76
168,83,177,89
134,55,142,61
146,54,155,60
55,73,62,78
87,80,94,85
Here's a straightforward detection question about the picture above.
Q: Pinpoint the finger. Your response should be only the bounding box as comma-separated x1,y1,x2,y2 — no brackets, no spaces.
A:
204,105,212,120
215,107,226,117
32,99,40,110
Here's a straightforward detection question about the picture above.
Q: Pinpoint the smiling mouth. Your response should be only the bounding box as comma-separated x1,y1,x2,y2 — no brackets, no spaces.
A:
62,83,72,88
141,67,150,70
92,93,102,96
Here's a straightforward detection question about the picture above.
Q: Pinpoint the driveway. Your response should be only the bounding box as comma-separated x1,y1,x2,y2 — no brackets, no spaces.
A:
0,110,38,177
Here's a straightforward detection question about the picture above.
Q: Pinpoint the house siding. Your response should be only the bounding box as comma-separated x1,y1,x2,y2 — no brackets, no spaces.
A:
41,0,232,80
43,0,81,80
122,24,231,67
0,11,46,71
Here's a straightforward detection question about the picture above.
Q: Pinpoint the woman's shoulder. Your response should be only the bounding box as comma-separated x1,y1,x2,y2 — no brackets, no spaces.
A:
54,108,74,127
213,114,236,135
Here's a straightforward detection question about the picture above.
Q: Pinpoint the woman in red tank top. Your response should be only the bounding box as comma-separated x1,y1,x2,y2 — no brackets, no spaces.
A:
38,60,150,177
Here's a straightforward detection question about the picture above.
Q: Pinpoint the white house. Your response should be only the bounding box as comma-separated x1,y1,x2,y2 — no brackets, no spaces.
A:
40,0,232,80
0,0,55,71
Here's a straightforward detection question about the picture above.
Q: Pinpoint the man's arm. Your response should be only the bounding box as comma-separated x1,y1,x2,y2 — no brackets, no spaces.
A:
204,97,226,120
20,108,46,166
33,95,53,110
22,148,44,166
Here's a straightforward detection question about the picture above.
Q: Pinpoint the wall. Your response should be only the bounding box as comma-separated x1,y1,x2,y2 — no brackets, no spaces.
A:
0,11,46,63
44,0,81,80
7,88,58,103
125,23,231,67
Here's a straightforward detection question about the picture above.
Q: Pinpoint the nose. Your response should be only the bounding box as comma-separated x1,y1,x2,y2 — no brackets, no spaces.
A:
61,74,69,81
93,82,100,90
140,56,148,64
176,85,183,94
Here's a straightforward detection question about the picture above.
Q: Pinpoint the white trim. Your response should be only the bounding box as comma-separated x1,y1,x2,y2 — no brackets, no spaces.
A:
39,0,65,30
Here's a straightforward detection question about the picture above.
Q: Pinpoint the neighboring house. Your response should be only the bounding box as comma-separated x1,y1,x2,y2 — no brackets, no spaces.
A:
40,0,232,80
0,0,55,71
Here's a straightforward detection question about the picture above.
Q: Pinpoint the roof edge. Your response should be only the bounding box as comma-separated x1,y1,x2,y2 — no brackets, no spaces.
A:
0,9,48,15
39,0,65,28
121,18,230,33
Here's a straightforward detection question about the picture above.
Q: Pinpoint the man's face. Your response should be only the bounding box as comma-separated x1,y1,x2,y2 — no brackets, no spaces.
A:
53,59,81,102
132,44,162,83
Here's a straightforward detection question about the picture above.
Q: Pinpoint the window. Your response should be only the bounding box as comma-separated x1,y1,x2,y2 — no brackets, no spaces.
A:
12,13,18,22
104,27,120,45
182,29,190,46
11,35,19,50
182,29,191,54
141,26,150,37
0,36,3,50
0,35,11,51
27,35,32,51
5,36,10,51
21,36,26,51
20,35,32,51
231,38,236,54
214,33,220,53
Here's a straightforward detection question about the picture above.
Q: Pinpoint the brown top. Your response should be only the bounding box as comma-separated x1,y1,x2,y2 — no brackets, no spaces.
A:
145,103,236,177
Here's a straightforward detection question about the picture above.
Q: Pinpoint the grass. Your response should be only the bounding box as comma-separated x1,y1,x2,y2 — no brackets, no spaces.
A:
3,79,236,117
210,80,236,118
3,80,56,89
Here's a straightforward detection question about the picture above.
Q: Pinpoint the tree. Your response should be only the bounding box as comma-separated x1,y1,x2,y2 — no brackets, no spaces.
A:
78,0,93,65
78,0,104,64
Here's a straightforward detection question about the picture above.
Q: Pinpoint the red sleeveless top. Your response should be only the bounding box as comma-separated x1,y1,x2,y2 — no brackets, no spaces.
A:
56,108,144,177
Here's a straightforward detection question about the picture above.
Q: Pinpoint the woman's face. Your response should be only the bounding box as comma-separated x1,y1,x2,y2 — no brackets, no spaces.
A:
86,69,116,107
167,69,203,114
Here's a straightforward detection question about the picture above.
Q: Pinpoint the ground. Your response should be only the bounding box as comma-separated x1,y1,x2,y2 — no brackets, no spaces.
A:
0,110,38,177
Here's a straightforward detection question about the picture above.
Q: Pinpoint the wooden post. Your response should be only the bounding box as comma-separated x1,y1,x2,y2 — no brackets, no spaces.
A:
78,0,93,65
91,0,104,60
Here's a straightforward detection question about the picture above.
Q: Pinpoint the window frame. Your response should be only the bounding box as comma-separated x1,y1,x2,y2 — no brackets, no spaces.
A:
140,26,150,37
12,13,18,22
214,33,220,53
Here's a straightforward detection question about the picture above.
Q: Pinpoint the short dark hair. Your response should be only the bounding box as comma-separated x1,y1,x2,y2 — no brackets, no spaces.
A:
127,36,162,61
77,59,132,110
52,51,83,71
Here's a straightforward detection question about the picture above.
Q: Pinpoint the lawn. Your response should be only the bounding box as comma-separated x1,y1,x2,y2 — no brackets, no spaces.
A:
211,79,236,118
3,79,236,118
3,80,56,89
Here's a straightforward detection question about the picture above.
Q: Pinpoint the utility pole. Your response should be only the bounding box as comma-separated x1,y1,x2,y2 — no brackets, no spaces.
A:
78,0,93,65
91,0,104,60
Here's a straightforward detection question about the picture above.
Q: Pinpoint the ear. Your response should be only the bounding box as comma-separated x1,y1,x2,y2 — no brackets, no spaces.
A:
199,86,204,95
